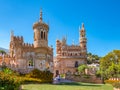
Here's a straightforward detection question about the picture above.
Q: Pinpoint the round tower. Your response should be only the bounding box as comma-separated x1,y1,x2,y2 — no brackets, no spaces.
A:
33,9,49,48
80,23,87,50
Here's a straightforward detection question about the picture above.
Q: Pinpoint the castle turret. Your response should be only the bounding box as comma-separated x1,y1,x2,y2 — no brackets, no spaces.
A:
33,9,49,48
56,40,61,57
10,30,14,57
80,23,87,50
79,23,87,63
62,37,66,46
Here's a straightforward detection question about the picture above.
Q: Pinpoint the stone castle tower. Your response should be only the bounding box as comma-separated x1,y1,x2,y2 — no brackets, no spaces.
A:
54,23,87,75
33,9,48,48
8,10,53,73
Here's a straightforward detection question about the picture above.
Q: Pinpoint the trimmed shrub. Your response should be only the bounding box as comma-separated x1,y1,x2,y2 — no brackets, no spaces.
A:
26,69,53,83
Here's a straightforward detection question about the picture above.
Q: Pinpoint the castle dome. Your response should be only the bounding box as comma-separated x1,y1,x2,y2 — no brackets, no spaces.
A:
33,9,49,30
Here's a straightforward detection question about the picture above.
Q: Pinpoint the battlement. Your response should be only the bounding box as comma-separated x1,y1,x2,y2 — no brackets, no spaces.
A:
23,43,34,48
13,36,23,42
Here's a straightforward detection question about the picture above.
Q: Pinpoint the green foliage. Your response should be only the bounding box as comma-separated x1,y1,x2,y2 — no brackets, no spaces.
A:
78,64,88,74
95,70,101,77
26,69,53,83
82,74,90,78
60,74,65,78
87,52,101,64
0,50,6,54
22,77,42,83
0,71,23,90
100,50,120,79
113,82,120,88
106,63,120,78
3,68,13,74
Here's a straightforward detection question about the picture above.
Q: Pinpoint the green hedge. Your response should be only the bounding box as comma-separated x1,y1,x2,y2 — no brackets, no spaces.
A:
0,68,53,90
26,69,53,83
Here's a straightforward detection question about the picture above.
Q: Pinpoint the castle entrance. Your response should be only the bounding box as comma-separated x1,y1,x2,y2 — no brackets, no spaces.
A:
55,70,59,76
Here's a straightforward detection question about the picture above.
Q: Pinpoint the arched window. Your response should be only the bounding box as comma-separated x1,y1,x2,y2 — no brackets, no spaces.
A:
44,32,45,39
75,61,78,67
41,31,43,39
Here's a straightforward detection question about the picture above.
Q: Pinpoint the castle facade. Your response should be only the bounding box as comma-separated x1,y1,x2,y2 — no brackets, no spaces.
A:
54,23,87,75
0,10,87,75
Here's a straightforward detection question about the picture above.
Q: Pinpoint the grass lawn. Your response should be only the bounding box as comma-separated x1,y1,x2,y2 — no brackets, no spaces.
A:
22,82,113,90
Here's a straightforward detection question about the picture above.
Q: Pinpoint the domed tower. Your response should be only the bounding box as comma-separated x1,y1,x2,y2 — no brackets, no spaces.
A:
33,9,49,48
32,10,53,72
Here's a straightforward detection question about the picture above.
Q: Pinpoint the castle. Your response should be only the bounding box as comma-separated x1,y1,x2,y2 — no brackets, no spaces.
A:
0,10,87,75
54,23,87,75
0,10,53,73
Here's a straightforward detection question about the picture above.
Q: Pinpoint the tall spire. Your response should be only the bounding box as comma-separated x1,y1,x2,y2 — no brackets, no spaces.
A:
10,30,14,41
40,8,42,22
81,23,84,30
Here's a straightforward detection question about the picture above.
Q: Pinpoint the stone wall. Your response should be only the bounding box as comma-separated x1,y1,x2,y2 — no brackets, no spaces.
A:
66,75,102,84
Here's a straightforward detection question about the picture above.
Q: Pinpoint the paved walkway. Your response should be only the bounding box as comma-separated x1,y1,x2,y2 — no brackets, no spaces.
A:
53,78,74,84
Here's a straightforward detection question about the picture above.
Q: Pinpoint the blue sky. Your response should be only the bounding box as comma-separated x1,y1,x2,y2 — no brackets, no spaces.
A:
0,0,120,56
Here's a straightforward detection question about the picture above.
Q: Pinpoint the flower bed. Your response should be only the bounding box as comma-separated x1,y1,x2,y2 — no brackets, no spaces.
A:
105,80,120,89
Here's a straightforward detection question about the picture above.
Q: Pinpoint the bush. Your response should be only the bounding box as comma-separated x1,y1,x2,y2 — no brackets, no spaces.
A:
3,68,13,74
0,72,23,90
82,74,90,78
26,69,53,83
22,77,42,83
60,74,65,78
